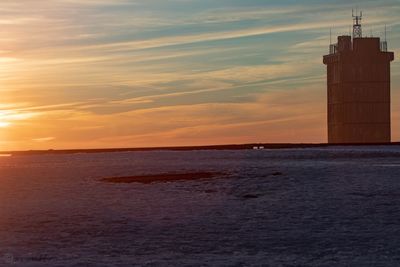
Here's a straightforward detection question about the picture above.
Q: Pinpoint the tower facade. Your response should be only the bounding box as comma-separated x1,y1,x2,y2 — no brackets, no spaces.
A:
323,16,394,143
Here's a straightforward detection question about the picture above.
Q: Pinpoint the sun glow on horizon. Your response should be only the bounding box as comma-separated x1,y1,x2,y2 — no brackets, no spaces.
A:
0,121,11,128
0,110,12,128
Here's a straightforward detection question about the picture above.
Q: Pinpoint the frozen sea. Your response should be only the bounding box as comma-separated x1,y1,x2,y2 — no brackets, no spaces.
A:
1,146,400,266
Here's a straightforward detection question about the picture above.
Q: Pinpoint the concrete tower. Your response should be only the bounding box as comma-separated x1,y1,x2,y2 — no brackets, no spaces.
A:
323,12,394,143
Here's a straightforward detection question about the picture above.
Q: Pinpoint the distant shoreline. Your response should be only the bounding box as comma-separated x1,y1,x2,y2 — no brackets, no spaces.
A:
2,142,400,156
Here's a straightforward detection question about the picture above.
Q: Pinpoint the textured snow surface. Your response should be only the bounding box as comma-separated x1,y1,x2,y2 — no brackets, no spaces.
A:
1,146,400,266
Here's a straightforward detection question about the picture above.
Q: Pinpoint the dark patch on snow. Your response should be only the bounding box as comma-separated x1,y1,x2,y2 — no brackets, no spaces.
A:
204,189,218,194
100,172,227,184
242,194,260,199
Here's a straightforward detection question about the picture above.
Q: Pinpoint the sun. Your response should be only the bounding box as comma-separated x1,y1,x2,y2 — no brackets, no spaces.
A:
0,121,10,128
0,110,12,128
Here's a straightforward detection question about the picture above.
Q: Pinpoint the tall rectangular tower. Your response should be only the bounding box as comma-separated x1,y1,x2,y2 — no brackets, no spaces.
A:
323,14,394,143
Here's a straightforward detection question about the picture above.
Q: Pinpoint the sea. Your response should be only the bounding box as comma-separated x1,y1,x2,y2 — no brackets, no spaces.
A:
1,146,400,266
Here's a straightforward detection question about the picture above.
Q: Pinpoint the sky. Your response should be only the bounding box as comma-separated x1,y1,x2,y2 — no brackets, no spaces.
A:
0,0,400,150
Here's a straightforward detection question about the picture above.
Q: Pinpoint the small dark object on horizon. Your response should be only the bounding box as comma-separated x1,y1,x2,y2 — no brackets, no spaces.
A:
100,172,226,184
272,172,283,176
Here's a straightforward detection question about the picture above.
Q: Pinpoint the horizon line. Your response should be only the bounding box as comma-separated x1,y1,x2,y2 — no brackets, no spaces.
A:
2,142,399,155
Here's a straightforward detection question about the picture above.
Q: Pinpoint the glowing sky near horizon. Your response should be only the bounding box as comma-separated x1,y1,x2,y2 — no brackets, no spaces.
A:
0,0,400,150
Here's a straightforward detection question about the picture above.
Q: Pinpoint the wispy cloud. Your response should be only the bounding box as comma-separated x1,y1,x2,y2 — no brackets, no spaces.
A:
32,137,55,142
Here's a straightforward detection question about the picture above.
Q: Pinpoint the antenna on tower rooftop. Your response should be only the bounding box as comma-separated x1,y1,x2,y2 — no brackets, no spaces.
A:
352,9,362,38
384,24,387,42
381,24,388,52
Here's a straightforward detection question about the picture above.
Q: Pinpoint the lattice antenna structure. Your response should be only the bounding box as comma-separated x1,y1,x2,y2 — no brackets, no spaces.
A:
352,9,362,38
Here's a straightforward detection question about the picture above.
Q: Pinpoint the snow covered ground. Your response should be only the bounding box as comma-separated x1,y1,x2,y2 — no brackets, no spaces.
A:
1,146,400,266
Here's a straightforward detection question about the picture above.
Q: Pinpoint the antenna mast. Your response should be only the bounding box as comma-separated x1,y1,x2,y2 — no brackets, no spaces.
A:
384,24,387,42
352,9,362,38
381,24,388,52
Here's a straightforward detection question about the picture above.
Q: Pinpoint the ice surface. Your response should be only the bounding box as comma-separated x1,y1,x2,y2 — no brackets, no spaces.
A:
1,146,400,266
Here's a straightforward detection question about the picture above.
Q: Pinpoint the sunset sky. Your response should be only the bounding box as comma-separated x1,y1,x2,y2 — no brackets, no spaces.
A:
1,0,399,150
